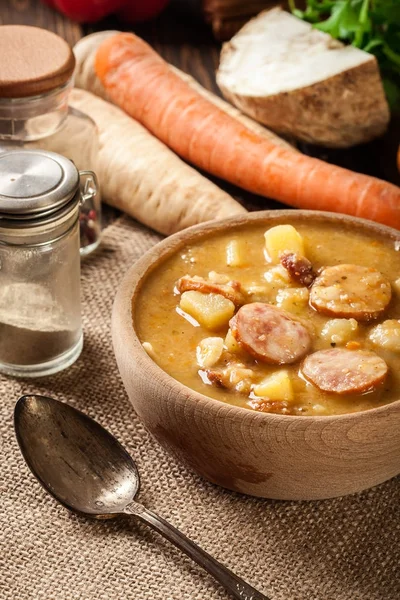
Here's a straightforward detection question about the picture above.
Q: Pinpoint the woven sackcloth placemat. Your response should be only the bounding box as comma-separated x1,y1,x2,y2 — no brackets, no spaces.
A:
1,216,399,600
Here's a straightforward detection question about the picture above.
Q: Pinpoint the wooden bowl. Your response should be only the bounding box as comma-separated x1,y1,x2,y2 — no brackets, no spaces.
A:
112,210,400,500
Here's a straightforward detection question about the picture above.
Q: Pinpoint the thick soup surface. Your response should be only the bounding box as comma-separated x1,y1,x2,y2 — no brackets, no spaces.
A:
135,221,400,416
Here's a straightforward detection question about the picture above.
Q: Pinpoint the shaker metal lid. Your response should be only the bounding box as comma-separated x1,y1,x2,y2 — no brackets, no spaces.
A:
0,26,75,98
0,149,79,217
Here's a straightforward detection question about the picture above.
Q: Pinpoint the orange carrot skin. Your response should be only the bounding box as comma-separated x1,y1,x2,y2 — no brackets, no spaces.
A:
95,33,400,229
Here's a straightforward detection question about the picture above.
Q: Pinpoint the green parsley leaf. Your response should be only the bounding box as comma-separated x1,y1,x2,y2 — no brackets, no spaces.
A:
290,0,400,111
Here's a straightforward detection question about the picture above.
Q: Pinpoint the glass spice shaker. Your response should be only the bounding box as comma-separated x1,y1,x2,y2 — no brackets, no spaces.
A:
0,148,97,377
0,25,101,256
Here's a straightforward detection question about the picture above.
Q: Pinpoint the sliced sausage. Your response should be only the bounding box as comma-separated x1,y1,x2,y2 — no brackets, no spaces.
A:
301,348,388,394
310,264,391,321
176,275,245,306
230,302,311,364
280,252,316,287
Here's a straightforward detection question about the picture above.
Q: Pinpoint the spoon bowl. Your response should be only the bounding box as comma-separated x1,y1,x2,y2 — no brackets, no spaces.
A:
15,395,139,516
14,395,269,600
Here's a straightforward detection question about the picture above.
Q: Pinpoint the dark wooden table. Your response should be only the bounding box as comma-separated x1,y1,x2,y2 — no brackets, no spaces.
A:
2,0,399,226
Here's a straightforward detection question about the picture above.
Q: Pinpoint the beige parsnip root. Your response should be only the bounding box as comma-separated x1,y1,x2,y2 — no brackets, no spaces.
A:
74,32,117,100
69,88,246,235
73,31,294,151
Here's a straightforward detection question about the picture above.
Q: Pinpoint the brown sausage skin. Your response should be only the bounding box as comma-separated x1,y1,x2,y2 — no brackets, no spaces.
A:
230,302,311,365
301,348,388,395
309,264,391,321
176,275,245,306
280,252,316,287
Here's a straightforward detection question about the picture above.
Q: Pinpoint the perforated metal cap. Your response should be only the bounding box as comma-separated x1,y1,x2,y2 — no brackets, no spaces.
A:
0,149,79,219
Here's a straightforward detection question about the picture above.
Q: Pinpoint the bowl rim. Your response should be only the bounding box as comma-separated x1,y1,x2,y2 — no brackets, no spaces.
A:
114,209,400,423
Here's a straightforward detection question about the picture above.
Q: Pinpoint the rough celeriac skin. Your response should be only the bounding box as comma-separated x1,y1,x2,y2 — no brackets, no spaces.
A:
136,222,400,416
217,8,390,147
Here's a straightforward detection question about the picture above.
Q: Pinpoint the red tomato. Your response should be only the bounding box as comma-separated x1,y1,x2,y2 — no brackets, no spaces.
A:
52,0,126,22
117,0,170,23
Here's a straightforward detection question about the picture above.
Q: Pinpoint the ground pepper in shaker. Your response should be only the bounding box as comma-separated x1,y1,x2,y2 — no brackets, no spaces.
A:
0,25,101,256
0,149,94,377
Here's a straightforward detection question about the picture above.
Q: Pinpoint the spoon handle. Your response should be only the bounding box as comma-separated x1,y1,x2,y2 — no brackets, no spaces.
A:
124,501,270,600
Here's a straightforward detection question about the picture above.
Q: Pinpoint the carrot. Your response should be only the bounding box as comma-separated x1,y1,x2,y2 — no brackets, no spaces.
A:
95,33,400,229
74,31,294,151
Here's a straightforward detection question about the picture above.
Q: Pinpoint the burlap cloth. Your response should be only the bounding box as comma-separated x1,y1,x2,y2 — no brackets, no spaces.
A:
1,216,400,600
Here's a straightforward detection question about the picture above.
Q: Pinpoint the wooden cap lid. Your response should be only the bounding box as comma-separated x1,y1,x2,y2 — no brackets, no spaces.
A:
0,26,75,98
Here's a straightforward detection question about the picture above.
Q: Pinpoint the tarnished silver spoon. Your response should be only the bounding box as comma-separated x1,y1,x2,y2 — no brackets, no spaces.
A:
14,395,269,600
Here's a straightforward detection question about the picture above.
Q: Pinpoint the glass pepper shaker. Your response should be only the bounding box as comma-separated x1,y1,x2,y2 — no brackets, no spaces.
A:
0,25,101,256
0,148,96,377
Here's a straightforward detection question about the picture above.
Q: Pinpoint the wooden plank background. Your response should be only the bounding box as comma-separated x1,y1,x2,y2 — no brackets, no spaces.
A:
1,0,399,223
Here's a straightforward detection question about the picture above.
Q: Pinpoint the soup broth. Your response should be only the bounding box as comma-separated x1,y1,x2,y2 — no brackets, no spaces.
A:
135,221,400,416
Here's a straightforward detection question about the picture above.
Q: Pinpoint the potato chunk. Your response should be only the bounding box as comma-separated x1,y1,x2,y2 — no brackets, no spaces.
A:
369,320,400,352
264,225,305,264
276,287,309,313
224,328,241,353
264,264,292,286
242,285,268,303
196,337,224,368
180,291,235,330
208,271,230,284
255,265,293,301
252,370,294,401
226,240,245,267
321,318,358,345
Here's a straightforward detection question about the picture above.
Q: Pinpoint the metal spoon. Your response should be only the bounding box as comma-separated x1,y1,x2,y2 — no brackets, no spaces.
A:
14,395,269,600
